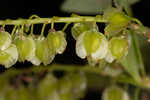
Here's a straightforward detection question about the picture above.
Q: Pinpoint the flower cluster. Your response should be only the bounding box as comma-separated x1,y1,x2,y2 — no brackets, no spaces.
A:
0,28,67,68
73,22,129,65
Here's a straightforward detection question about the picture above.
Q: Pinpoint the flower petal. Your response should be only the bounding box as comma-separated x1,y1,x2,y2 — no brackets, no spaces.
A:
76,32,87,59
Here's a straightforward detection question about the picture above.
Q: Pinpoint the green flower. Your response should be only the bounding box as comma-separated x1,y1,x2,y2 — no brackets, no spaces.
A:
47,31,67,54
14,35,36,62
76,30,108,61
0,44,18,68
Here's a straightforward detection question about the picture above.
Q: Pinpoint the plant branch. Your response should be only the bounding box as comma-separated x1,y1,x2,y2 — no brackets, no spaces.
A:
0,16,107,25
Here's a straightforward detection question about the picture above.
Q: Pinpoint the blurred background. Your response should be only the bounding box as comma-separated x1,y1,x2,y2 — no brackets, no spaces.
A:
0,0,150,99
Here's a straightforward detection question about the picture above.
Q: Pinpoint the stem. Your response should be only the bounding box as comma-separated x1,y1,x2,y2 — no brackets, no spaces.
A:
62,22,70,32
134,88,140,100
0,16,107,25
131,18,143,26
11,25,17,36
30,24,34,36
40,23,46,37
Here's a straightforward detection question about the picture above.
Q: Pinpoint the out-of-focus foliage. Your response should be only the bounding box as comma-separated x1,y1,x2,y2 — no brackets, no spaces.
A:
60,0,112,14
0,67,88,100
61,0,140,14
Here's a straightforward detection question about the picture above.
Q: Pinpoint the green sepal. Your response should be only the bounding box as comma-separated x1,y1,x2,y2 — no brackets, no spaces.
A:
71,22,99,40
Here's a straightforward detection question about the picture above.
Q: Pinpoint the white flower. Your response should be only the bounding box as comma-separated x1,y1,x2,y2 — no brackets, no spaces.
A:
0,44,18,68
76,30,108,61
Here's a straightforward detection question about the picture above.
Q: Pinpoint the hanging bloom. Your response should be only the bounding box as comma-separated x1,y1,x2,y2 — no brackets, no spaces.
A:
0,31,12,51
0,44,18,68
35,36,55,66
14,35,36,62
76,30,108,61
47,30,67,54
110,37,128,60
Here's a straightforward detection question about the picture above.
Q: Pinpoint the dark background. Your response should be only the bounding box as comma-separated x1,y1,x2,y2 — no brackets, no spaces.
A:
0,0,150,100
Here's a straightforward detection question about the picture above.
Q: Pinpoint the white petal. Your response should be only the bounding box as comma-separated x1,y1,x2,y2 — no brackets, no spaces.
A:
76,33,87,59
30,56,41,66
91,34,108,60
57,37,67,54
26,36,36,61
105,49,115,63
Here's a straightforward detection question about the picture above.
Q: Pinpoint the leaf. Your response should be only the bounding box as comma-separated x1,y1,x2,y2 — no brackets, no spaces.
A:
61,0,112,14
120,30,144,82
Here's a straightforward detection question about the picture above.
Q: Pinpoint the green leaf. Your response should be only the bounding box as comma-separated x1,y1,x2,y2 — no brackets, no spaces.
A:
120,30,144,82
61,0,112,14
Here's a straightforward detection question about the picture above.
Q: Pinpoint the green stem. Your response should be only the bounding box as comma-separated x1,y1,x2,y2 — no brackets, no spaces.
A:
134,88,140,100
62,22,70,32
11,25,17,36
30,24,34,36
0,16,107,25
40,23,46,37
131,18,143,26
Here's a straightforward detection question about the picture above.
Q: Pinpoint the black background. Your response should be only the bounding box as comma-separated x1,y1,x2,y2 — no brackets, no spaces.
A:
0,0,150,100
